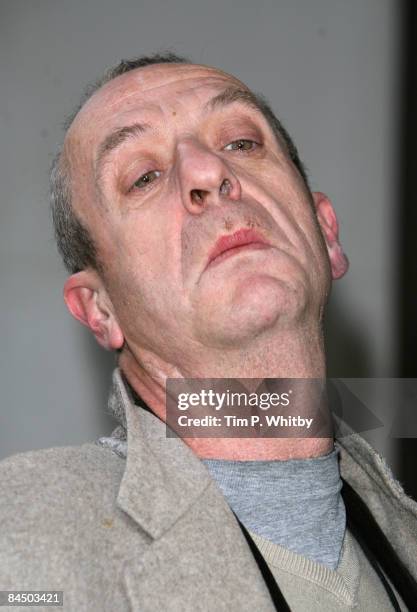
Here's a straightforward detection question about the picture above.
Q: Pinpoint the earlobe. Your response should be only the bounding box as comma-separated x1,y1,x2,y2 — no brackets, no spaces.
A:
64,271,124,350
312,191,349,280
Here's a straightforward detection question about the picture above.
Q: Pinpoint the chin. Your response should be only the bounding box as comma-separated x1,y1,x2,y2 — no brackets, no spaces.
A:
197,274,308,347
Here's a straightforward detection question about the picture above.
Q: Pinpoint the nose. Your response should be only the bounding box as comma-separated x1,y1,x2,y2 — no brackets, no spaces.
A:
176,139,241,213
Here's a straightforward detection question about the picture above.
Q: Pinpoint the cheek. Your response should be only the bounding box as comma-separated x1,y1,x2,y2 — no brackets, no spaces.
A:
112,242,166,299
103,214,187,317
104,257,174,343
106,208,167,272
247,170,330,279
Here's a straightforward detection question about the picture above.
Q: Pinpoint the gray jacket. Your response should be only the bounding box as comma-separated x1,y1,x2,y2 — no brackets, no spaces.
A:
1,369,417,611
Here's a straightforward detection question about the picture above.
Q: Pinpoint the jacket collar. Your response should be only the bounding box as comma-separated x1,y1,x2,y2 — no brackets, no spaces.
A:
109,369,212,540
108,368,417,569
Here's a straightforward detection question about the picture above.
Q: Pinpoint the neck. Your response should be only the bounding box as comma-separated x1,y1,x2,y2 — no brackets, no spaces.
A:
119,322,333,460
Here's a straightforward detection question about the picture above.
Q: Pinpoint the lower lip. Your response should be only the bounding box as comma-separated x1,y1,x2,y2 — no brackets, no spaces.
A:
208,242,271,268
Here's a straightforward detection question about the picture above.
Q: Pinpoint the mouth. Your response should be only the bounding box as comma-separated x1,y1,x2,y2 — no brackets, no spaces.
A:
206,228,271,269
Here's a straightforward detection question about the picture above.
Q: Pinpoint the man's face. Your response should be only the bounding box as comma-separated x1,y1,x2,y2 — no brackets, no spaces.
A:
66,63,341,362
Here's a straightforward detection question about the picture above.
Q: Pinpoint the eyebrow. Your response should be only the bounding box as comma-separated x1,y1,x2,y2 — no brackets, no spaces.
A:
95,122,150,183
204,86,267,117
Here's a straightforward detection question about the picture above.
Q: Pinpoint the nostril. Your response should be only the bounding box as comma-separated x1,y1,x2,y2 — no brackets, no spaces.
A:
219,179,231,196
191,189,205,203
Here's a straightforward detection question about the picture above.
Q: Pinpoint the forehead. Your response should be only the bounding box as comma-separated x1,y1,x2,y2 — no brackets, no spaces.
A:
68,63,247,149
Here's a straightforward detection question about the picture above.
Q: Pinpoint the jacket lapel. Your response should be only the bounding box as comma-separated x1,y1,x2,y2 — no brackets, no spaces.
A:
111,369,275,610
338,431,417,577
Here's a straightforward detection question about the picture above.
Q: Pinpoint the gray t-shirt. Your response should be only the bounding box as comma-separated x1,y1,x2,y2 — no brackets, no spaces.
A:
202,447,346,570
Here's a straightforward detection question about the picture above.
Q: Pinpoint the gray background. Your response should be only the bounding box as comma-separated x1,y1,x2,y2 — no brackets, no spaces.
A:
0,1,401,468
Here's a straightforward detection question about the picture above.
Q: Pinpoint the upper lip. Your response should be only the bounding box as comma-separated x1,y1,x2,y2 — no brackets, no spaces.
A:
207,228,270,267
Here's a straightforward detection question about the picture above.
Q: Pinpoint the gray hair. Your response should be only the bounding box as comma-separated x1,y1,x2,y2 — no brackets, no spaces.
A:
50,52,309,274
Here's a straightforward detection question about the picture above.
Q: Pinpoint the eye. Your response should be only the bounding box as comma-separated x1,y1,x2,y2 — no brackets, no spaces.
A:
224,139,258,152
131,170,161,190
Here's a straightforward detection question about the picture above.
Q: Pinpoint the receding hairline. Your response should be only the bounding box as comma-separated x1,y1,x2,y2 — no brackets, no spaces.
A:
61,62,246,187
69,61,244,132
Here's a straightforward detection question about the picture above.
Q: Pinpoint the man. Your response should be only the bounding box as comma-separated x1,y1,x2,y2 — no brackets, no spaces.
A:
1,53,416,611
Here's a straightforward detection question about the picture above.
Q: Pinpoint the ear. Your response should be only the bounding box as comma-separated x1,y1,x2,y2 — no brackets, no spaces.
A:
63,270,124,350
312,191,349,280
